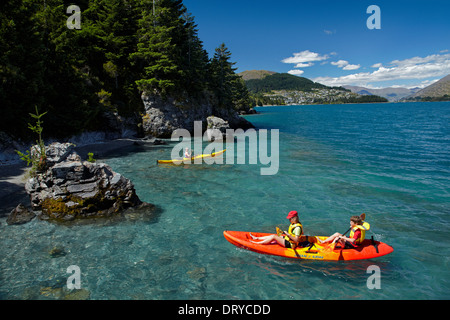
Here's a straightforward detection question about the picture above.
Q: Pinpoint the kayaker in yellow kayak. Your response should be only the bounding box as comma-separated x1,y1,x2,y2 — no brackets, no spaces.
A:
184,148,193,159
250,211,304,248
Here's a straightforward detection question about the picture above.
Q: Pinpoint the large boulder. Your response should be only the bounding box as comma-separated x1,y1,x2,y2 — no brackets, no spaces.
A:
141,94,254,138
206,116,232,141
25,143,148,221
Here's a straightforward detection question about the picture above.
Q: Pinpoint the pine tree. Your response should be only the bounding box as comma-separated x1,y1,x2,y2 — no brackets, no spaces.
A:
131,0,185,97
232,77,252,112
178,9,209,96
209,43,251,112
90,0,142,115
209,43,237,109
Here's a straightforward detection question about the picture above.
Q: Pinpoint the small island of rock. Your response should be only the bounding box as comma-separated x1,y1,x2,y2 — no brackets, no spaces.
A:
24,142,150,222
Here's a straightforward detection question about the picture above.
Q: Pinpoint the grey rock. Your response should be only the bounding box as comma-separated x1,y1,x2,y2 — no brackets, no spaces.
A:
206,116,232,141
44,142,75,166
24,143,148,221
7,203,36,225
141,94,254,138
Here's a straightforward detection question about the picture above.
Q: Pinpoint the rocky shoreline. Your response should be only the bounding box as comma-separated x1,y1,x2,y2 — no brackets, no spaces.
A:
141,94,254,138
0,138,161,222
0,92,256,224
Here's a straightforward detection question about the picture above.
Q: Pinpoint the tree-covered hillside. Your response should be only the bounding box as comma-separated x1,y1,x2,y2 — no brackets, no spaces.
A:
0,0,251,141
243,72,387,106
245,73,335,93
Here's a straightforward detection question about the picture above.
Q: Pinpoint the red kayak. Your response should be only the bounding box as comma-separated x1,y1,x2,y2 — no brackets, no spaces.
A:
224,230,394,261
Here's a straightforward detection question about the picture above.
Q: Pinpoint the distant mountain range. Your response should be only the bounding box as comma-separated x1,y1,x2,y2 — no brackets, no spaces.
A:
239,71,450,103
407,74,450,99
237,70,387,105
343,85,421,102
345,74,450,102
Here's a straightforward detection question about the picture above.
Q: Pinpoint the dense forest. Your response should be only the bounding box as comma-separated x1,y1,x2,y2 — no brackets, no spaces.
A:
0,0,251,141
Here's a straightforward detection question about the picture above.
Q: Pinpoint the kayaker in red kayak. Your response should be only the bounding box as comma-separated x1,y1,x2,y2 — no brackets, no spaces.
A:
250,211,304,248
318,215,368,248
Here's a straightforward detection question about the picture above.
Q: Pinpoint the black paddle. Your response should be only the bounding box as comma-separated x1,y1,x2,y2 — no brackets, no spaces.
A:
371,236,379,253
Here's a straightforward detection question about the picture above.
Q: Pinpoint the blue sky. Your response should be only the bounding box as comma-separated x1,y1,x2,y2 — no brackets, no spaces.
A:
183,0,450,89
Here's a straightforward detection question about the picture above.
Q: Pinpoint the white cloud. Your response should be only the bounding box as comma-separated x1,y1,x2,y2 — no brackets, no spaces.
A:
294,62,314,68
331,60,361,70
283,50,329,77
343,64,361,71
282,50,329,64
390,54,447,67
313,53,450,87
371,63,383,68
414,78,440,88
288,69,305,76
331,60,348,68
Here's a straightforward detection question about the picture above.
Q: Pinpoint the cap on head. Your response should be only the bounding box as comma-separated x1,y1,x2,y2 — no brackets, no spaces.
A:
286,211,298,220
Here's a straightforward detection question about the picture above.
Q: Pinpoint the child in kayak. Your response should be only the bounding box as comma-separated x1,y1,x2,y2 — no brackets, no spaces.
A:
250,211,304,248
318,215,368,248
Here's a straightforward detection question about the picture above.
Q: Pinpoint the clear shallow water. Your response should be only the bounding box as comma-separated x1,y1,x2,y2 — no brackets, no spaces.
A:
1,102,449,300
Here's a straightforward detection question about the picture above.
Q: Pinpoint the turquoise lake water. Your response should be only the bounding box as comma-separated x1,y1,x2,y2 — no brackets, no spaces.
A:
1,101,449,300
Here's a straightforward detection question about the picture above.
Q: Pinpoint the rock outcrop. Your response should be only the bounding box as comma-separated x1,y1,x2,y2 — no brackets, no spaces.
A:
25,142,148,221
206,116,232,141
141,94,254,138
6,203,36,225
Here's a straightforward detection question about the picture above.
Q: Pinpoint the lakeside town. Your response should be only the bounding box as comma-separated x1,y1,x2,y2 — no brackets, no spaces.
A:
264,88,363,105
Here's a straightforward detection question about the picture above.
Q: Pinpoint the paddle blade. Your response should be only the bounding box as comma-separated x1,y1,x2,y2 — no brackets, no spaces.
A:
276,227,283,237
322,239,340,252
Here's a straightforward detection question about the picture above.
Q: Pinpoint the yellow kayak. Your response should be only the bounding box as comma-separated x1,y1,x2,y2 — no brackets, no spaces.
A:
157,149,226,165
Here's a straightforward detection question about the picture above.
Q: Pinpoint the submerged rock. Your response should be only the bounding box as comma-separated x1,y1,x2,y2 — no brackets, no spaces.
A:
24,143,148,222
49,246,67,258
6,203,36,225
39,286,91,300
187,267,207,281
64,288,91,300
